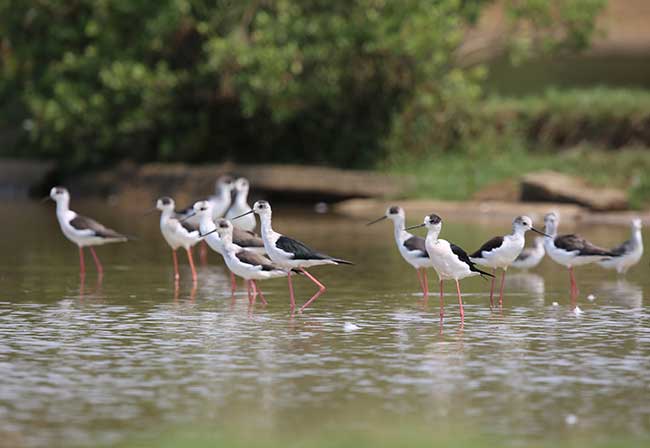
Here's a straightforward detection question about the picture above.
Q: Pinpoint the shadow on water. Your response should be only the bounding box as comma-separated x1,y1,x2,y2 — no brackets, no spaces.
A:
0,201,648,447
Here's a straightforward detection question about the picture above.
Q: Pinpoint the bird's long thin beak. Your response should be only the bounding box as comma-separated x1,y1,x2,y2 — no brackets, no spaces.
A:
143,208,157,216
405,223,426,231
180,212,196,223
366,215,387,226
232,210,254,220
41,196,51,203
532,227,552,238
200,229,217,238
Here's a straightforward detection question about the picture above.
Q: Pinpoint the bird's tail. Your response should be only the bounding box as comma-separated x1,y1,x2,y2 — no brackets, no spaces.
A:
476,267,494,280
331,258,354,265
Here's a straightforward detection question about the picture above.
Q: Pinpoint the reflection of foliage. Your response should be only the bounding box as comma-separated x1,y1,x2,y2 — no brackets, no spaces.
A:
0,0,605,170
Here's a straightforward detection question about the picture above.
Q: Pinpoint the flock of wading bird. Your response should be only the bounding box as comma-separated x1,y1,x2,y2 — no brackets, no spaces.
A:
45,175,644,320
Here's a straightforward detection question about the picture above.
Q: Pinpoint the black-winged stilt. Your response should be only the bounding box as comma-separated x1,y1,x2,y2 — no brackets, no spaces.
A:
598,218,643,274
367,205,434,297
155,197,200,282
469,216,548,307
232,200,353,313
226,177,256,232
406,214,493,322
46,186,129,276
543,212,615,297
213,219,294,305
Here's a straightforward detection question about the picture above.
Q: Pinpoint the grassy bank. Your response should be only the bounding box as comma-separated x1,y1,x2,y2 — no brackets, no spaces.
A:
387,145,650,209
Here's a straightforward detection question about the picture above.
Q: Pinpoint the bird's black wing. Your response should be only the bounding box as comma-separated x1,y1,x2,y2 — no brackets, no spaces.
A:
276,235,353,264
233,228,264,248
403,236,429,258
555,234,614,257
235,250,279,271
70,215,126,239
451,243,494,278
609,239,632,257
469,236,504,258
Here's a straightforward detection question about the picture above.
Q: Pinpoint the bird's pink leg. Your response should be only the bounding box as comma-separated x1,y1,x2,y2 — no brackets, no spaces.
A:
288,273,296,310
439,279,444,319
489,268,496,308
498,269,507,307
569,266,578,297
172,250,179,280
253,280,268,305
422,269,429,297
455,279,465,322
246,280,253,305
416,269,424,295
186,247,197,283
78,247,86,277
298,268,326,313
199,241,208,265
230,272,237,293
89,247,103,276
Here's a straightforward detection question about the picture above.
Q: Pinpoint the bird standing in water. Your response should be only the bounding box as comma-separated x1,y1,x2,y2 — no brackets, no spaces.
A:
406,214,493,322
155,197,200,282
470,216,548,307
47,187,129,276
367,205,433,297
543,212,615,298
213,219,293,305
233,201,353,313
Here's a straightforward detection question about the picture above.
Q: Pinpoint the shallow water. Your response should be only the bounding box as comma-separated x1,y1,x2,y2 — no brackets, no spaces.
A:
0,202,649,447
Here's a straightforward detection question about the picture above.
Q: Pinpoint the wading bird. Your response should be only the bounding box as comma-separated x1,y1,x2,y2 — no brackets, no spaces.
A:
226,177,256,232
186,201,265,293
233,201,353,312
598,218,643,275
543,212,615,298
155,197,200,282
47,186,128,276
367,205,433,297
470,216,548,307
214,219,293,305
406,214,493,322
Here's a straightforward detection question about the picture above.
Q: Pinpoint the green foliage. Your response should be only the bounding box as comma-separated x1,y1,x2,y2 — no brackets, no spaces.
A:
0,0,605,171
484,88,650,149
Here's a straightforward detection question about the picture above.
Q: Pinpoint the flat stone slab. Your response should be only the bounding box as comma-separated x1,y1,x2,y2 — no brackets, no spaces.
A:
521,171,628,211
68,162,413,207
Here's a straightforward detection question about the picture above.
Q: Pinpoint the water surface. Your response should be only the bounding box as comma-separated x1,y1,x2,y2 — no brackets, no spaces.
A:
0,202,648,447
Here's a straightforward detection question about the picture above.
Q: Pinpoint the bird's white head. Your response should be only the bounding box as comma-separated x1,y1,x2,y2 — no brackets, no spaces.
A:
253,200,272,217
49,186,69,202
215,219,234,243
631,218,642,230
215,175,235,195
513,215,534,234
544,212,559,236
193,200,213,217
424,213,443,231
156,196,175,212
386,205,405,222
234,177,250,196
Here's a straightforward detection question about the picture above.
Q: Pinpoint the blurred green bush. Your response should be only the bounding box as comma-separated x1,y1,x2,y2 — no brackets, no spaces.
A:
0,0,604,171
